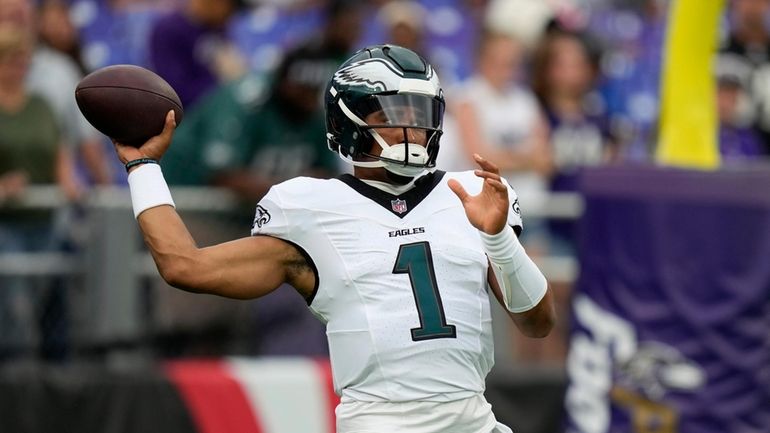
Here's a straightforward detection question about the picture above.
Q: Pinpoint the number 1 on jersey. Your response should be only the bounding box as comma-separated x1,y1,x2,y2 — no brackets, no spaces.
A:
393,242,457,341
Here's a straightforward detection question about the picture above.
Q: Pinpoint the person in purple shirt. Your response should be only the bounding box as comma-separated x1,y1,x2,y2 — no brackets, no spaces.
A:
531,28,616,257
148,0,246,110
719,0,770,153
717,73,765,161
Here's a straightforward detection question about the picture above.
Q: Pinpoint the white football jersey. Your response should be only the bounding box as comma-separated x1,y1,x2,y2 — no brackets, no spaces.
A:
251,170,523,403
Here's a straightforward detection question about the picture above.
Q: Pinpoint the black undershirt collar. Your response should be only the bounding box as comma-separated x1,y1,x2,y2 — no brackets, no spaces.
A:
337,171,446,218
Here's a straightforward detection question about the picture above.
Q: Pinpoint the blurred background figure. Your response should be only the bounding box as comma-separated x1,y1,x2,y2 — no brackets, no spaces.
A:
166,50,339,199
719,0,770,153
484,0,555,50
210,50,340,200
716,69,765,161
36,0,86,74
0,24,80,361
148,0,247,110
30,0,112,185
164,0,356,191
531,28,615,258
587,0,667,161
451,30,551,251
279,0,364,90
448,29,556,367
264,0,363,175
0,0,111,186
517,27,615,365
376,0,426,54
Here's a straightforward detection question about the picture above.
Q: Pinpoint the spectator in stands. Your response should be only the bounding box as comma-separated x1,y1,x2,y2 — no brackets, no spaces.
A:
376,0,427,55
524,28,616,365
452,31,550,249
371,0,466,174
717,71,765,160
148,0,247,109
0,0,29,24
588,0,667,161
30,0,112,185
0,0,111,186
166,0,362,185
165,51,339,197
0,23,79,201
221,52,338,198
531,28,615,257
0,25,79,361
36,0,86,74
160,73,264,186
276,0,364,99
723,0,770,65
720,0,770,153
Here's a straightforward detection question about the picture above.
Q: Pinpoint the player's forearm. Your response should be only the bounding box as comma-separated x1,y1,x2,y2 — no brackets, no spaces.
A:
483,226,548,310
127,164,299,299
138,206,299,298
128,162,201,291
137,205,202,291
483,226,555,337
488,264,554,338
510,288,555,338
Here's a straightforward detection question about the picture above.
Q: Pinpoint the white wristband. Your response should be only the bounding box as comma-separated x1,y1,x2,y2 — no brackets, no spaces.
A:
127,163,175,218
481,226,548,313
480,225,519,261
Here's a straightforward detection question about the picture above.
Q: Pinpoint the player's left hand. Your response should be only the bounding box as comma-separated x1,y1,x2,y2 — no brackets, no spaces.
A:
448,154,509,235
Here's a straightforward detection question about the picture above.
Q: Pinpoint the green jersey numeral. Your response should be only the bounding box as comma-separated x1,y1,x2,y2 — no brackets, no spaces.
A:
393,242,457,341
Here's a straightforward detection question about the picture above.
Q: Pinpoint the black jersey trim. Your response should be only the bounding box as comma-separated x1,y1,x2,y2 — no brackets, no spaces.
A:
252,235,320,305
337,171,446,218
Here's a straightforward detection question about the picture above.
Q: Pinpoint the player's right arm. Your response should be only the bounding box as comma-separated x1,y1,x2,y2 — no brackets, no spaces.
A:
136,205,314,299
113,111,315,300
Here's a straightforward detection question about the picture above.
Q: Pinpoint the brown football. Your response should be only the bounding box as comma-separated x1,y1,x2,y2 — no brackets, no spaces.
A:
75,65,184,147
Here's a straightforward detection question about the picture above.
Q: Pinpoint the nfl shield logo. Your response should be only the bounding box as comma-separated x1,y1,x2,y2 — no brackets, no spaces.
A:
391,199,408,214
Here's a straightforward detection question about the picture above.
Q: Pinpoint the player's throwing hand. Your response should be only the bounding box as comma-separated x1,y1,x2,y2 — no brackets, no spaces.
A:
113,110,177,166
448,153,509,235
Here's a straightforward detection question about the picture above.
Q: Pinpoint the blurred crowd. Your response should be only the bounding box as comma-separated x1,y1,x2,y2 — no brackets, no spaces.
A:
1,0,770,364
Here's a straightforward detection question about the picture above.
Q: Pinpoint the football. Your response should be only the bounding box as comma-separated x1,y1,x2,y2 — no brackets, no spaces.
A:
75,65,184,147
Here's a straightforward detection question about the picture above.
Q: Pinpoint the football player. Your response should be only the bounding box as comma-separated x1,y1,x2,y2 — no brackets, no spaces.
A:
114,45,554,433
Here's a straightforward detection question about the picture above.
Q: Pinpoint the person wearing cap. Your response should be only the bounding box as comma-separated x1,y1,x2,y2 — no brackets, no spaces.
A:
716,68,765,159
719,0,770,153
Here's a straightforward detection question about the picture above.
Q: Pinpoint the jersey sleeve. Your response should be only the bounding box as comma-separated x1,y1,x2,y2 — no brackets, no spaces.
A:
502,178,524,236
250,187,292,239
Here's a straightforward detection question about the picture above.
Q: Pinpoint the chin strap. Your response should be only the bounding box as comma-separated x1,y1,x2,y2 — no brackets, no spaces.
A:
336,98,434,177
481,226,548,313
335,138,429,178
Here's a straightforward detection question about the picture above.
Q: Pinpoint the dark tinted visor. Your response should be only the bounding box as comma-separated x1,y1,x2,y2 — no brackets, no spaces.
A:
354,94,444,129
